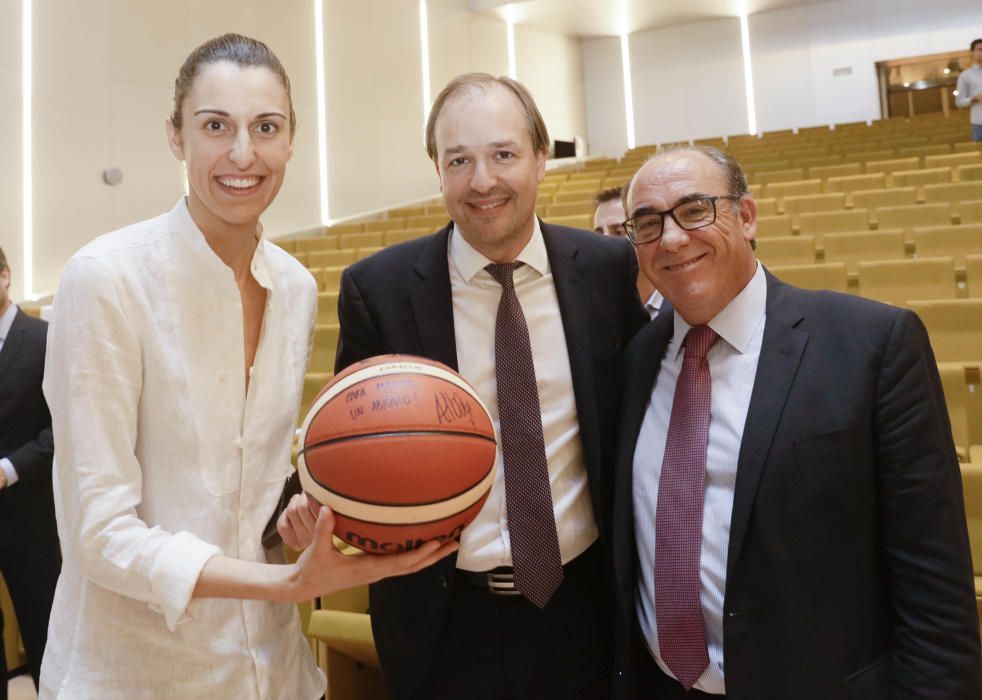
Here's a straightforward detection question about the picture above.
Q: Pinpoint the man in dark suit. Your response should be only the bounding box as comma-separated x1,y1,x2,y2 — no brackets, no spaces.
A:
611,146,981,700
331,74,646,698
0,246,60,698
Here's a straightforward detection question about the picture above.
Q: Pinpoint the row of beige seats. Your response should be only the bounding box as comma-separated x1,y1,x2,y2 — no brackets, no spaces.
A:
749,157,982,188
756,227,982,274
757,181,982,216
758,199,982,237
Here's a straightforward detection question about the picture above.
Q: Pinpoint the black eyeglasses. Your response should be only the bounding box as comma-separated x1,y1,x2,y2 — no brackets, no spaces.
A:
623,195,742,246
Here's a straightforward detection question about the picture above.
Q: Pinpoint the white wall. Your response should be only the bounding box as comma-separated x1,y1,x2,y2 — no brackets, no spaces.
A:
0,0,24,301
581,36,628,158
12,0,586,298
751,0,982,131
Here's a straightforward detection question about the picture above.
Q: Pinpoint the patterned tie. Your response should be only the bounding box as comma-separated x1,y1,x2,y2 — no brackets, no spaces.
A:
654,324,718,689
485,262,564,608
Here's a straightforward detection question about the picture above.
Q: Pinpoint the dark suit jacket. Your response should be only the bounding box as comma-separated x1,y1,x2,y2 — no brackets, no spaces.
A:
335,221,647,695
612,271,981,700
0,308,57,549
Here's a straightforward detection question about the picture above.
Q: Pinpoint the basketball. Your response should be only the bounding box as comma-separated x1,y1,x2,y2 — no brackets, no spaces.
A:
297,355,497,553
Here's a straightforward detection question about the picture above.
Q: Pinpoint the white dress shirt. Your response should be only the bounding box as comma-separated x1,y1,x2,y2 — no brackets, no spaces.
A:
448,219,597,571
0,303,20,486
40,200,325,699
633,263,766,694
645,290,665,320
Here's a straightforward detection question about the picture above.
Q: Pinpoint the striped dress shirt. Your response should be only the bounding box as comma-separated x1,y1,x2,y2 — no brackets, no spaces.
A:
633,262,766,694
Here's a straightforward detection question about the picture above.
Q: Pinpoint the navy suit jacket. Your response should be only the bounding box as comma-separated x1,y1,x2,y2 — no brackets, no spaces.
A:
612,271,981,700
0,309,56,549
335,221,647,696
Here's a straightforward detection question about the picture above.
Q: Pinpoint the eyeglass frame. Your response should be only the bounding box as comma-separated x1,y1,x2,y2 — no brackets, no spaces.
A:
622,194,744,246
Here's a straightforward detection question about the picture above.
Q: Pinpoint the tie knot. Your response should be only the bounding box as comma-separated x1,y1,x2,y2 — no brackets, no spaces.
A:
485,262,523,289
684,325,718,359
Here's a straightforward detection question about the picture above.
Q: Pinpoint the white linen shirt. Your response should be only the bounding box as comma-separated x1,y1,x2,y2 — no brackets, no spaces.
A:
448,220,598,571
633,262,766,694
40,200,325,700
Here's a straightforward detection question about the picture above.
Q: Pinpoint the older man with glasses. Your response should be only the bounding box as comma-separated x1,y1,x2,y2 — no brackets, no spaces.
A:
610,145,980,700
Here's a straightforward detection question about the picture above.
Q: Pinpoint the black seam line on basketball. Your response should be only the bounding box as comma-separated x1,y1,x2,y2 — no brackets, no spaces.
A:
301,429,497,453
306,467,493,508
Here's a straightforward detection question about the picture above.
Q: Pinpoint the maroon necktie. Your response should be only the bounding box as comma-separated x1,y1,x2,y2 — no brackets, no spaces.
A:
485,262,563,608
654,324,718,689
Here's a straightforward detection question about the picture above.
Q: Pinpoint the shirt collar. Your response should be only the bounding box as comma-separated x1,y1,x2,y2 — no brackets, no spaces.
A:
170,198,273,291
645,290,664,316
0,303,18,344
448,217,549,282
671,261,766,358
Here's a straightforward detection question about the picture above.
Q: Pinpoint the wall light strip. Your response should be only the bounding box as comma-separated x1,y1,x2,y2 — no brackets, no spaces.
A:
739,13,757,136
620,33,636,150
419,0,432,120
314,0,330,225
506,20,517,79
22,0,32,300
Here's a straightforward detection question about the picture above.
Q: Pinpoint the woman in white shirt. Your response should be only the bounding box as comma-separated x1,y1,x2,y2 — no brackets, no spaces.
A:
39,34,455,699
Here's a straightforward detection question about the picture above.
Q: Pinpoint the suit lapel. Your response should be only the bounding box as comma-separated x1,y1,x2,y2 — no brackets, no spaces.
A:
409,225,459,371
726,274,808,575
0,309,29,390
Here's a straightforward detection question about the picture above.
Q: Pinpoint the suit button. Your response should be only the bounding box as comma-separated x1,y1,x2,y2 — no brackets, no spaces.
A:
438,575,448,589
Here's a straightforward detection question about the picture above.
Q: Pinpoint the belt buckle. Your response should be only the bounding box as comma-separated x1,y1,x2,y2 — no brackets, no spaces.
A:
486,571,521,596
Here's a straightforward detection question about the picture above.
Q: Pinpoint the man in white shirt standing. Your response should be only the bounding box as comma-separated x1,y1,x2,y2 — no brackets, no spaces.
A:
611,146,980,699
593,185,664,319
955,39,982,142
0,246,59,700
328,74,647,698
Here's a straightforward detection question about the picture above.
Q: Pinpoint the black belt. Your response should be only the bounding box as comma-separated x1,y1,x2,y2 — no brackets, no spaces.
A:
455,542,599,595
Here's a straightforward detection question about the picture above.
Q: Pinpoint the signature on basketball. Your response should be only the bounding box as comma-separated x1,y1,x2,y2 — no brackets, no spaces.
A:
434,391,475,427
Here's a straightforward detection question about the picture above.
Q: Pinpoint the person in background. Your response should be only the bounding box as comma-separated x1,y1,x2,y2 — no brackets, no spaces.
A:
594,185,663,319
0,246,59,700
955,38,982,142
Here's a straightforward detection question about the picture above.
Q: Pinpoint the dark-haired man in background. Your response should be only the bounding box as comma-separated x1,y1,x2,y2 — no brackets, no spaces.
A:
611,146,980,699
594,186,663,319
0,247,59,699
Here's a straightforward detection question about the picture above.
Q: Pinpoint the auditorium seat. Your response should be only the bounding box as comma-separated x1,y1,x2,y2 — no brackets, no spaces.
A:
875,203,953,239
328,222,365,235
755,214,793,237
339,232,384,249
384,228,430,245
809,163,862,180
960,462,982,608
857,257,957,305
309,325,341,373
553,190,597,204
865,156,920,176
782,193,847,229
907,299,982,365
826,173,887,194
958,165,982,183
968,255,982,298
890,167,952,189
798,209,871,237
913,225,982,271
302,372,333,416
408,214,451,230
357,247,384,261
754,235,817,267
547,213,593,230
317,293,340,326
547,201,595,218
311,266,345,291
755,168,806,185
755,197,779,217
939,364,973,462
767,262,849,293
822,230,906,274
308,249,358,269
765,179,823,200
957,200,982,225
927,151,981,169
851,187,918,211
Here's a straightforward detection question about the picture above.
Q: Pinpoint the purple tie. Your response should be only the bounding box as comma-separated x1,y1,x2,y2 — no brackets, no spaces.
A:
655,324,718,689
485,262,563,608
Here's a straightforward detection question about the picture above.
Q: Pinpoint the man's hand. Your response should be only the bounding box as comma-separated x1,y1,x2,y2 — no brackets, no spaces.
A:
973,93,982,104
277,492,321,550
0,469,7,490
287,505,458,602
